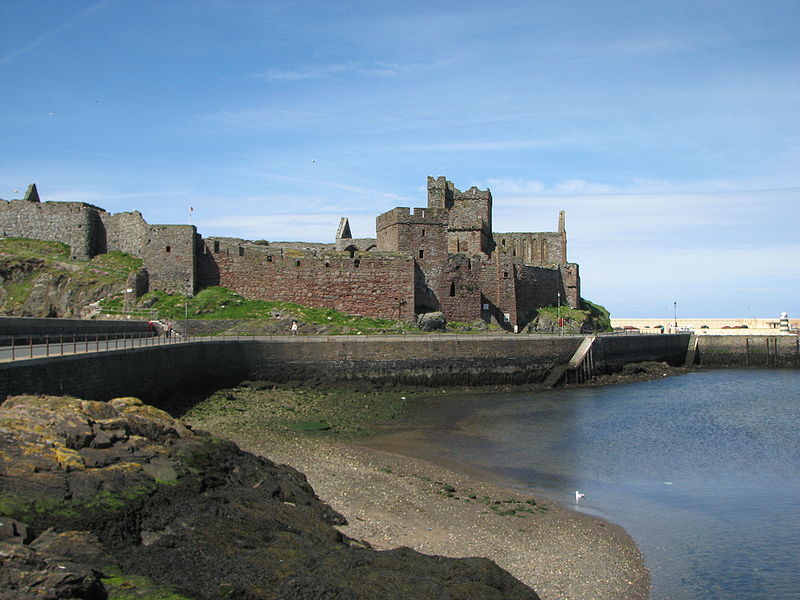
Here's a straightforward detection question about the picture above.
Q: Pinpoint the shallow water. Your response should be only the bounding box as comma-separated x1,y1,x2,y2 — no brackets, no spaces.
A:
367,370,800,600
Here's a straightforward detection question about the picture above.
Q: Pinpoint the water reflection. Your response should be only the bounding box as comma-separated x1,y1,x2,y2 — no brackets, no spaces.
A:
366,370,800,600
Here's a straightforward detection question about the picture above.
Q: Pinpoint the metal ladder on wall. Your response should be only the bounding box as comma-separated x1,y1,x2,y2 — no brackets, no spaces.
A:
543,336,596,387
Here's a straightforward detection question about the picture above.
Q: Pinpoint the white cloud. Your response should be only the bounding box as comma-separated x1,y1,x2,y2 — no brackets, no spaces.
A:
250,61,401,81
197,213,375,243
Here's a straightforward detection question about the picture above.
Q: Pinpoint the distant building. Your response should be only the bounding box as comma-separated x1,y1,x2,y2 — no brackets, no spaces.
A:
1,177,580,329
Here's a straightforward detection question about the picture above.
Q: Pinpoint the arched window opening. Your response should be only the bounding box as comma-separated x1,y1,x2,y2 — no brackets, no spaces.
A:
449,282,456,297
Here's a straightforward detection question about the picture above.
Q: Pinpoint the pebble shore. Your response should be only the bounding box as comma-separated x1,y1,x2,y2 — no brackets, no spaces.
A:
188,418,650,600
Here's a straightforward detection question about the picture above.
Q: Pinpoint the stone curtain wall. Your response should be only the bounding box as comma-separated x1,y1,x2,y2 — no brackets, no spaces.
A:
0,198,196,294
100,211,148,256
198,239,416,320
1,177,581,328
138,225,197,294
0,200,100,259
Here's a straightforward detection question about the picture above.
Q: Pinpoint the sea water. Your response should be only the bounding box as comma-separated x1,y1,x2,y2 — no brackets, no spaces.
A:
368,370,800,600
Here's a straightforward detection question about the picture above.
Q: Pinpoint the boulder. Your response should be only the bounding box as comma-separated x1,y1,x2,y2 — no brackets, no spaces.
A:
0,395,539,600
417,311,446,331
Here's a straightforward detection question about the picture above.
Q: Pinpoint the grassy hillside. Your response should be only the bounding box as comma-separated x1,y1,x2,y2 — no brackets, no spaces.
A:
0,237,143,317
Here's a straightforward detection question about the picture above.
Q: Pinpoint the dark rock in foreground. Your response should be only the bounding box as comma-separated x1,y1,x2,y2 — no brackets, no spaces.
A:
0,395,539,599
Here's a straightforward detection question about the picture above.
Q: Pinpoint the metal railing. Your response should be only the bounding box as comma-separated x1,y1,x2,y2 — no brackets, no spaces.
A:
0,329,688,363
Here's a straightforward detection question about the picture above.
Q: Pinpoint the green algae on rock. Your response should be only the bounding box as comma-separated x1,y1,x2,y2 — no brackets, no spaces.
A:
0,394,539,600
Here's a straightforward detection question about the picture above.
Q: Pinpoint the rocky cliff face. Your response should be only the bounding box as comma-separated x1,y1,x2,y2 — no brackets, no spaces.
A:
0,239,142,318
0,395,538,600
0,257,118,318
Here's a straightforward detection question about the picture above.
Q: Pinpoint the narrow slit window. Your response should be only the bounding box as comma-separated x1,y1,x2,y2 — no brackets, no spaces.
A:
419,249,424,259
213,241,220,253
165,246,171,253
449,282,456,296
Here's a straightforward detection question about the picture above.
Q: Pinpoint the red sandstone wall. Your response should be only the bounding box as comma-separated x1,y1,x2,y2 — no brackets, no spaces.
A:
198,240,415,320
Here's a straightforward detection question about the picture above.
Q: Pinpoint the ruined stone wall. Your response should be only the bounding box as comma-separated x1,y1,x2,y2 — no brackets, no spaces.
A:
0,200,101,260
434,254,484,323
475,254,519,328
376,207,448,252
427,176,493,254
138,225,197,294
514,265,563,325
99,211,148,256
493,232,565,265
198,238,416,320
559,263,580,307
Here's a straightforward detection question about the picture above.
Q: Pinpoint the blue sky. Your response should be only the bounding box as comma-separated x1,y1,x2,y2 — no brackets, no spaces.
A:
1,1,798,319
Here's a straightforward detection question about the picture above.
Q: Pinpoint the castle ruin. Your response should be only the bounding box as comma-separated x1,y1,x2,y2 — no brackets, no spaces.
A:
1,177,580,329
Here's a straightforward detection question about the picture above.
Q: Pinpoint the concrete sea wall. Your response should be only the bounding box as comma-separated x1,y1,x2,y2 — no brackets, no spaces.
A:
0,317,152,345
0,334,691,403
696,335,800,368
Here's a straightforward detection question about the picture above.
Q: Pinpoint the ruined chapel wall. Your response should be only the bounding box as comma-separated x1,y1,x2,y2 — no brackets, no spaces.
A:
0,200,100,260
200,239,416,320
494,231,565,265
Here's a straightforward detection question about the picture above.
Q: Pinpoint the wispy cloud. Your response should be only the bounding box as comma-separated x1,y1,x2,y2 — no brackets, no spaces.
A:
44,188,187,205
0,0,114,66
250,61,401,81
197,108,325,129
197,213,375,242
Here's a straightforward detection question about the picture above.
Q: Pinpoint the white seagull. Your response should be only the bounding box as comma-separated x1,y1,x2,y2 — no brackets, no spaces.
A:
575,491,586,501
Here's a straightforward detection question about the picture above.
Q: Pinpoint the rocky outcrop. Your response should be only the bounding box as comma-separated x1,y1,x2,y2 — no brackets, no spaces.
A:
0,395,539,599
0,257,127,318
417,311,446,331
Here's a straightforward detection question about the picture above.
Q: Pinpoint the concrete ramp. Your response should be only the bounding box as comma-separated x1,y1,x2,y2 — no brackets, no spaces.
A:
544,336,596,387
684,333,698,367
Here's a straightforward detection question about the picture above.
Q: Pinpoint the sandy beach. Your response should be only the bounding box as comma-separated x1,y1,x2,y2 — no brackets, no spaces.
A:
197,428,649,600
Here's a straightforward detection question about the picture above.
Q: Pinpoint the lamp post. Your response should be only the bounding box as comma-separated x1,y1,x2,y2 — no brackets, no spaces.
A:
673,301,677,330
557,291,562,336
185,278,192,322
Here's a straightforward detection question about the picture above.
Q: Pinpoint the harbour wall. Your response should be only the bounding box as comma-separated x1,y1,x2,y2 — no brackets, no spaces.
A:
695,335,800,368
0,334,690,403
0,316,151,344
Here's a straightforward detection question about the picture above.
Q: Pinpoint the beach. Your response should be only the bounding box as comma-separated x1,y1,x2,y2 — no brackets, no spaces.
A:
184,389,650,600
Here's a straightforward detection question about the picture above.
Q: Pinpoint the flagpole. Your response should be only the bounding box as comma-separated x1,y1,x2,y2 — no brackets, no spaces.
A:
189,206,193,225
